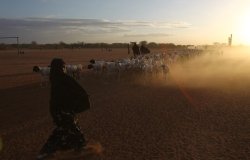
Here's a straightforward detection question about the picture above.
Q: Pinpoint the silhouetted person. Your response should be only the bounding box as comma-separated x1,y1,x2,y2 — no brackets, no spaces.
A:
37,58,88,160
132,43,140,57
140,44,150,54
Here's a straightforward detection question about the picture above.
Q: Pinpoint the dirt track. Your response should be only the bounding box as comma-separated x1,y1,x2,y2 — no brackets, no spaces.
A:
0,49,249,160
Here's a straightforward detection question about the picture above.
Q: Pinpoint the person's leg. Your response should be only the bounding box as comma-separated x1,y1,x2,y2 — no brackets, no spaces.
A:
37,127,64,159
63,117,86,150
55,113,86,151
71,121,87,150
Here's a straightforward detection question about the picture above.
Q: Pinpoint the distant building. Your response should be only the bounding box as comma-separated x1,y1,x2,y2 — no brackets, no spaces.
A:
228,34,232,46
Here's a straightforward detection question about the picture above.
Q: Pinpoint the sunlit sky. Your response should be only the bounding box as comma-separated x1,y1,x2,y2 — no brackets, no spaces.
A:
1,0,250,45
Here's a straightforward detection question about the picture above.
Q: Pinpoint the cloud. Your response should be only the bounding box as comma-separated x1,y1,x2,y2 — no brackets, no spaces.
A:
0,17,191,31
0,18,192,43
115,20,191,29
40,0,58,3
123,33,172,37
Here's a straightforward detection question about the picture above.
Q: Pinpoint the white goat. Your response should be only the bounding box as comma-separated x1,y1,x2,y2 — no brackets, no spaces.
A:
65,64,83,80
87,60,106,74
33,64,83,87
33,66,50,87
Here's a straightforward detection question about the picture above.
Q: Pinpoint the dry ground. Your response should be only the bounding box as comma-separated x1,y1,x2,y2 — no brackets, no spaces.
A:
0,48,249,160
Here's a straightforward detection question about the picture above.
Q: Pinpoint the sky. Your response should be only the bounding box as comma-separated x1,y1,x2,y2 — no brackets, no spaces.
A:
0,0,250,45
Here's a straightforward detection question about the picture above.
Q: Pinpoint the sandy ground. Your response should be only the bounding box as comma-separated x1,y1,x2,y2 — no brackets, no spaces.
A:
0,48,249,160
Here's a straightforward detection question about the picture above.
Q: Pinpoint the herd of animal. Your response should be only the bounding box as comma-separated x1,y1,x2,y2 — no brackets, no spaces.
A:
87,53,169,78
33,51,203,87
33,64,83,87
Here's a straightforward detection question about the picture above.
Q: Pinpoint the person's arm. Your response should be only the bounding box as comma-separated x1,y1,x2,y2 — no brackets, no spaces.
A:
66,75,88,98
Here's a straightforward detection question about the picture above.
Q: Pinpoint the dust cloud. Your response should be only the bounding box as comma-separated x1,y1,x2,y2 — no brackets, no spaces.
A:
168,47,250,91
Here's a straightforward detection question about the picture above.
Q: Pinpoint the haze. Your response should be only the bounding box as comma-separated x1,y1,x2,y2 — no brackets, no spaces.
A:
168,47,250,91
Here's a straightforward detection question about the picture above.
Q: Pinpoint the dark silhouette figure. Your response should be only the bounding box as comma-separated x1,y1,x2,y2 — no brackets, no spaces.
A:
140,44,150,54
132,43,140,57
37,58,88,160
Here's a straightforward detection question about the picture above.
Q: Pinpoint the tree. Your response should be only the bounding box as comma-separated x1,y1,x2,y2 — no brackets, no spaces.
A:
139,41,147,45
31,41,38,49
148,42,158,48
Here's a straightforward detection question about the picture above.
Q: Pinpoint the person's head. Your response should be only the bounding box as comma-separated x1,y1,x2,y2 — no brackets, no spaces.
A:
49,58,65,81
